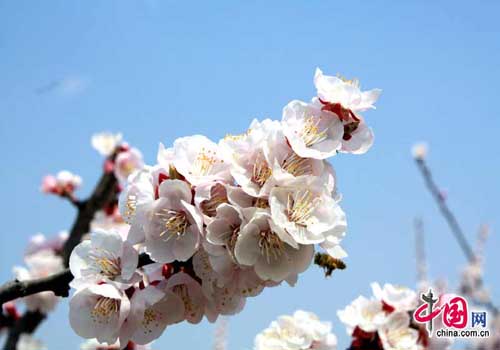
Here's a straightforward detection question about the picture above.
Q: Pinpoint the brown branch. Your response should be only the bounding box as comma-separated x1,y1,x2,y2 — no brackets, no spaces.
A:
61,170,119,267
0,253,154,307
0,270,73,306
3,159,119,350
2,311,46,350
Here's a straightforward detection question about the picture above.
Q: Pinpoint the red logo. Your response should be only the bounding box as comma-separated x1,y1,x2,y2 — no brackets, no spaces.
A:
413,289,469,336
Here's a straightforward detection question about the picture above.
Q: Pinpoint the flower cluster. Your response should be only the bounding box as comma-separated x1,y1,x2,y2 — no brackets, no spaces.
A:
338,283,452,350
92,132,144,183
13,234,66,314
254,310,337,350
68,68,380,346
41,170,82,196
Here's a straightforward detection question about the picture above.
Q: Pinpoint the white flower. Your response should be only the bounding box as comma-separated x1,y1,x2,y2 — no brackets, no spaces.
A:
371,282,418,311
378,312,419,350
13,250,64,313
157,142,174,169
411,142,428,160
234,210,314,282
206,203,245,255
219,119,281,197
282,100,343,159
114,148,145,182
337,296,385,334
269,137,335,190
192,247,250,320
313,68,380,155
69,283,131,344
92,132,123,156
166,271,206,324
255,310,337,350
69,228,139,289
118,166,156,244
314,68,381,113
144,179,204,263
119,285,184,345
196,242,265,299
171,135,231,186
338,116,374,155
17,335,46,350
269,177,346,245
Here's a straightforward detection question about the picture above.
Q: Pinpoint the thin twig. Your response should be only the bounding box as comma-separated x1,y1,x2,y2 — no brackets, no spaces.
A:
415,158,498,314
414,158,476,262
414,217,427,286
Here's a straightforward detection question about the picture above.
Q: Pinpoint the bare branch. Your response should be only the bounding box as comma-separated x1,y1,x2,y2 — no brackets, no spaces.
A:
0,270,73,306
0,253,153,307
414,158,476,262
415,158,498,314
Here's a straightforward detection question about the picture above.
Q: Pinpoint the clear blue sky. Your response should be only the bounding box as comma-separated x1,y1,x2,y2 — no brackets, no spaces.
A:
1,1,499,349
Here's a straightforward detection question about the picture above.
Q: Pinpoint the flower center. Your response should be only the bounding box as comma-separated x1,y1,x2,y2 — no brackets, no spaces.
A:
282,153,312,176
193,148,218,176
252,154,272,186
337,74,360,88
300,116,328,146
286,190,320,227
91,297,119,320
142,308,161,330
156,209,189,240
89,251,121,279
258,230,285,263
173,285,197,319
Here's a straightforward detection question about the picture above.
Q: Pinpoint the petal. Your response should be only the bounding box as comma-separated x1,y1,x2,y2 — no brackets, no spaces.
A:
234,223,261,266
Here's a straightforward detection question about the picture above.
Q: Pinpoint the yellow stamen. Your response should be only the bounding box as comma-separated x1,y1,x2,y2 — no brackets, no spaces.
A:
300,116,328,147
258,230,285,263
282,153,312,176
287,190,320,226
252,154,272,186
91,297,119,321
89,251,121,279
123,194,137,223
156,209,189,241
192,148,219,176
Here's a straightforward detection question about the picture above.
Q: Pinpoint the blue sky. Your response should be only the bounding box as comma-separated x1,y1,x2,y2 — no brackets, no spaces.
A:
1,1,499,349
